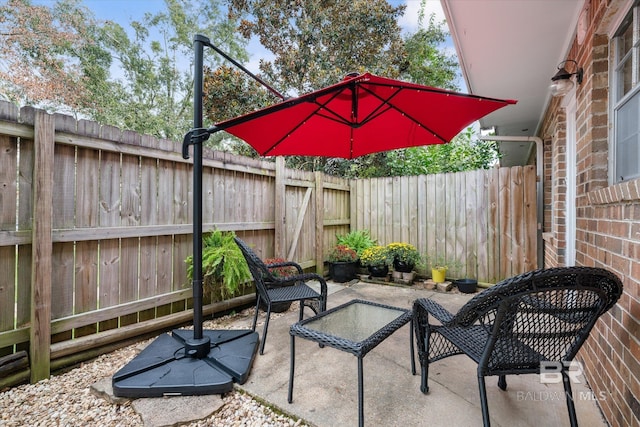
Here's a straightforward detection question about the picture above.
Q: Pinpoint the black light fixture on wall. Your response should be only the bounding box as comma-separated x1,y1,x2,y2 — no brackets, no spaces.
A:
550,60,584,97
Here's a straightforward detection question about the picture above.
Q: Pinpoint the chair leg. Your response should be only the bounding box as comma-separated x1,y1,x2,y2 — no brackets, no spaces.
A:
478,374,491,427
259,306,272,355
562,370,578,427
298,300,305,321
420,365,429,393
498,375,507,391
419,326,430,393
251,297,260,331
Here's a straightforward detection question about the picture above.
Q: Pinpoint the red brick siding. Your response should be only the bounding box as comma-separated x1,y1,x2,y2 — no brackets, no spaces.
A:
538,1,640,426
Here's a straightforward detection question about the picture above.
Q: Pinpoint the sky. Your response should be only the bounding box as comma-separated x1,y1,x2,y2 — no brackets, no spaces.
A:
76,0,452,74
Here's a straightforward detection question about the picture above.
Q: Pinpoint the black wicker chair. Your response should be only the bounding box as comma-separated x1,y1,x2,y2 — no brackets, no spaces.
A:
235,237,327,355
413,267,623,427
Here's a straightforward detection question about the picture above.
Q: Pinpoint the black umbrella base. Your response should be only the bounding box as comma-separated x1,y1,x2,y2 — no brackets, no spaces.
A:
112,329,259,398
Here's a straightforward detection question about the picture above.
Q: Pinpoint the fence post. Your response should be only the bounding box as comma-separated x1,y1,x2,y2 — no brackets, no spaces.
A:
315,172,324,275
274,157,286,258
30,110,54,382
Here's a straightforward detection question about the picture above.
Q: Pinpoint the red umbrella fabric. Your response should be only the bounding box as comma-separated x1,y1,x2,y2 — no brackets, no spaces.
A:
214,73,516,159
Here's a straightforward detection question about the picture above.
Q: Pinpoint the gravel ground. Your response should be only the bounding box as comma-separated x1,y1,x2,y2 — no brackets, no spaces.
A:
0,308,308,427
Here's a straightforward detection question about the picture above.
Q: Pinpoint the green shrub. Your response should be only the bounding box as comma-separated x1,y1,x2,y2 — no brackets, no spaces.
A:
336,230,376,257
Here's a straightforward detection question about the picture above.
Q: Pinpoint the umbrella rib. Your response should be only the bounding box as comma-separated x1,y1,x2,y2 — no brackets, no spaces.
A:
262,96,351,155
359,85,449,143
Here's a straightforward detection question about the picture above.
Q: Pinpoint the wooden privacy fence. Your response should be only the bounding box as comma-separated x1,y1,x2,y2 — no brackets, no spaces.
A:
0,103,349,385
0,102,537,386
351,166,538,283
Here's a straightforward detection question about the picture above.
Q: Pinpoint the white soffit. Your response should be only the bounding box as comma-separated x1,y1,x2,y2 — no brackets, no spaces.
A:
442,0,584,163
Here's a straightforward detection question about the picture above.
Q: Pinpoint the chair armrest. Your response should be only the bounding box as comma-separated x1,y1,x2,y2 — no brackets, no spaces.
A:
265,261,304,274
273,273,327,295
414,298,455,324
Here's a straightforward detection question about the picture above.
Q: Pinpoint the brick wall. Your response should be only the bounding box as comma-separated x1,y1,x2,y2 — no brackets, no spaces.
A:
538,1,640,426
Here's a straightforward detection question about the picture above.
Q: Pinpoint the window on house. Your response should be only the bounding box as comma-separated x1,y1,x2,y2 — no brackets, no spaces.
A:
613,4,640,182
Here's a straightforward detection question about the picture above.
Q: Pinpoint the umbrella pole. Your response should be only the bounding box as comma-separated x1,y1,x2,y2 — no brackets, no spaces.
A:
110,35,261,399
182,35,210,357
180,34,279,357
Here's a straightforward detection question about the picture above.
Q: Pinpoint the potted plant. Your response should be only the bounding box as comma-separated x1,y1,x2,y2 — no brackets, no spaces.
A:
263,257,298,312
427,254,463,284
185,229,252,302
359,245,389,278
336,229,376,258
327,244,359,283
385,242,421,273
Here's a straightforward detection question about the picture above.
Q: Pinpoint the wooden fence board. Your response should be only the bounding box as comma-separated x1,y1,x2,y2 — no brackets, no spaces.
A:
0,135,16,342
511,167,525,275
487,168,500,282
52,145,75,229
425,175,436,256
476,170,489,281
499,168,512,279
51,243,74,321
74,241,98,337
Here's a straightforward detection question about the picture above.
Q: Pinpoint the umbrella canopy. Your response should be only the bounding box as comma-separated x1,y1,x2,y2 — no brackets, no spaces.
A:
214,73,516,159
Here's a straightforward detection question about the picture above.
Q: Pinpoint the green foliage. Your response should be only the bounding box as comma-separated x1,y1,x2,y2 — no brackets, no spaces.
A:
94,0,248,141
400,13,459,90
384,127,501,177
335,230,376,257
1,0,248,142
186,229,251,299
228,0,406,94
0,0,103,113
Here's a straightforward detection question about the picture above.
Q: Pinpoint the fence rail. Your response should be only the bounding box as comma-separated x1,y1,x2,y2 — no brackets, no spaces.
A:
0,102,536,386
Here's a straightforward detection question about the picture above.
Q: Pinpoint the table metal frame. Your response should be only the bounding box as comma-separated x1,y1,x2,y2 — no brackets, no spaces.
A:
288,299,415,426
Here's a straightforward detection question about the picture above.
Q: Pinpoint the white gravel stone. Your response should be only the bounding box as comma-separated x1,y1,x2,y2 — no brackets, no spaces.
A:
0,309,309,427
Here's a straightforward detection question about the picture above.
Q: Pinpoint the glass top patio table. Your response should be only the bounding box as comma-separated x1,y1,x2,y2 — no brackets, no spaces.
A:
288,299,415,427
290,299,412,356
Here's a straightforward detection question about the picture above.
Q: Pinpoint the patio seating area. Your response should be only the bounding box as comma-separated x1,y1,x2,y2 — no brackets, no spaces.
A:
231,280,608,426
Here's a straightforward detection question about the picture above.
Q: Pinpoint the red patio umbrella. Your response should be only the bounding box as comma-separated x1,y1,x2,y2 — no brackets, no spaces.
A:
114,35,517,400
213,72,517,159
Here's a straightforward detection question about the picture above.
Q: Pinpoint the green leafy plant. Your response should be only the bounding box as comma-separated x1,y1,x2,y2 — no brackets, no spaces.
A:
385,242,422,266
359,245,389,267
336,230,376,257
326,244,359,263
186,229,251,299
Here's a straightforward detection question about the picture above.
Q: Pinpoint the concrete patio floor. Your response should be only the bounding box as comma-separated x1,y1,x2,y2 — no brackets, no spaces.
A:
232,280,608,427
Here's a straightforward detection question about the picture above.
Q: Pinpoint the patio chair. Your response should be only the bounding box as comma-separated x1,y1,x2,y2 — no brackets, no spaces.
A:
235,237,327,355
413,266,623,427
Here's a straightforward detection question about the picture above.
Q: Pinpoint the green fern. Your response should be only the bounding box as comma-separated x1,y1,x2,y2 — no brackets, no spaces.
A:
185,229,251,299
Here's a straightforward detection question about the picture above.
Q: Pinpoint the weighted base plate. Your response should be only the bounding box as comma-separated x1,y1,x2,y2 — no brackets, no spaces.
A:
112,329,259,398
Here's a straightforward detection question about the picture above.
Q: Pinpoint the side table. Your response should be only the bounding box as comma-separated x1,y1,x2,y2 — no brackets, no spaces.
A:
288,299,415,426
